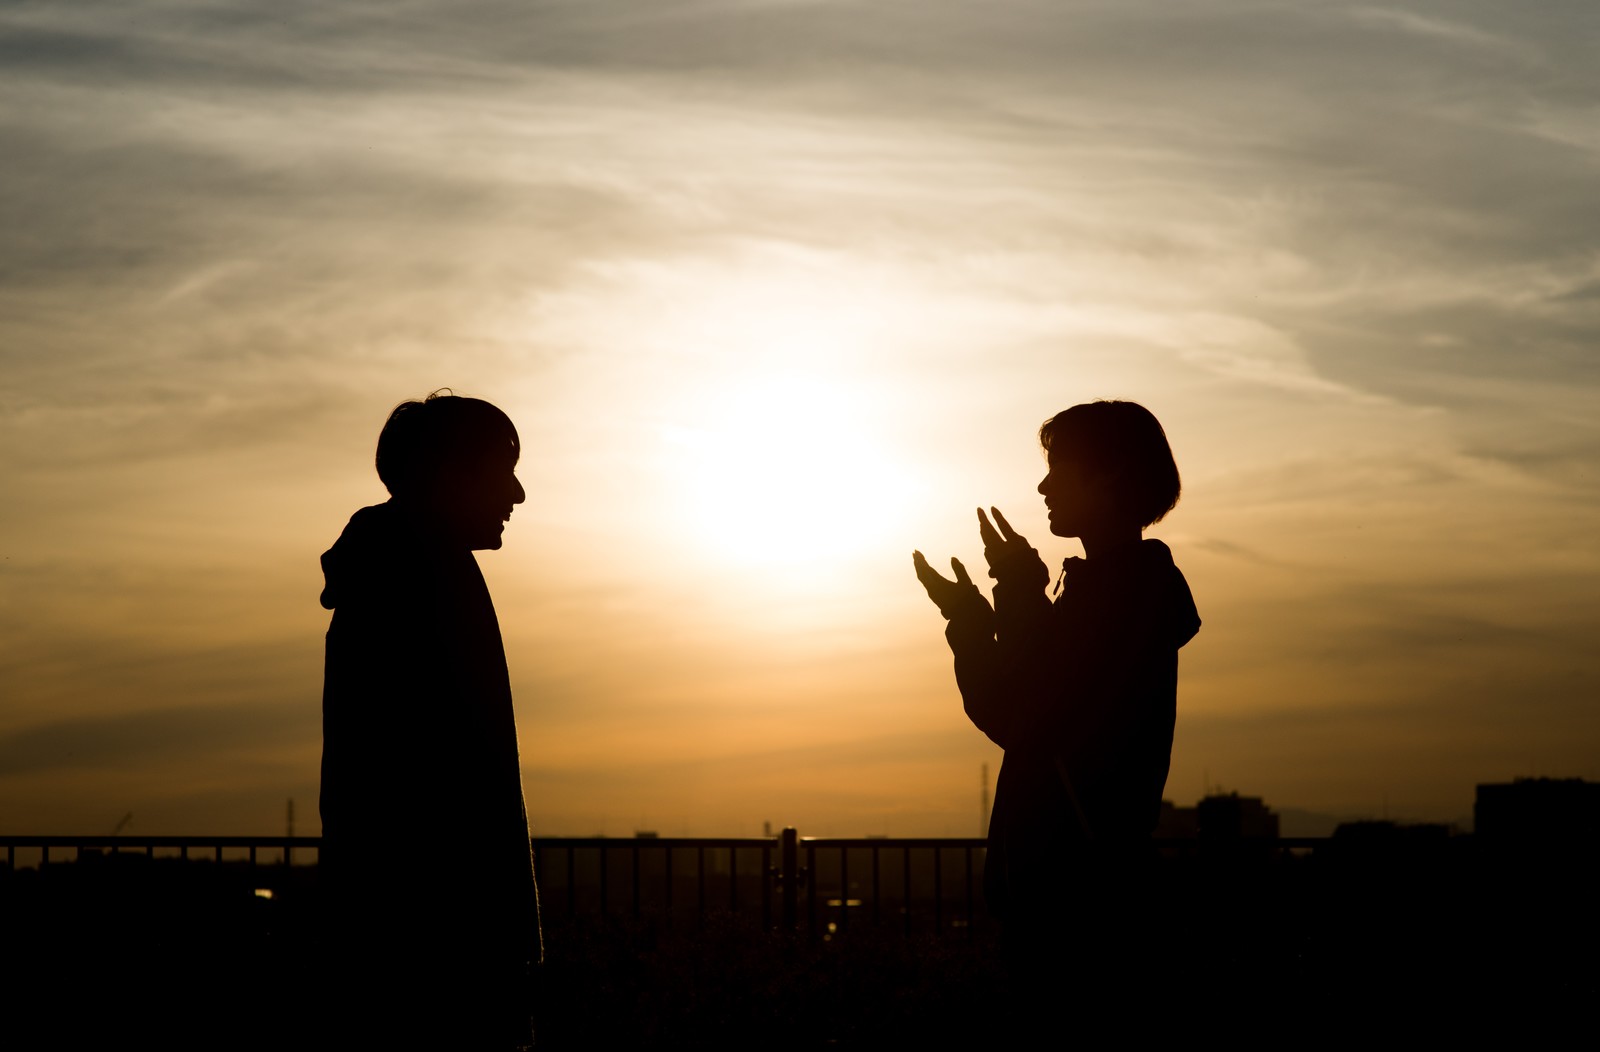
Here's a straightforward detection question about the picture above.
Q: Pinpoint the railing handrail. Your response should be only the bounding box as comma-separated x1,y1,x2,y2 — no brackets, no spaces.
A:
0,834,1341,848
0,835,323,849
0,831,1449,942
531,836,778,849
800,836,988,849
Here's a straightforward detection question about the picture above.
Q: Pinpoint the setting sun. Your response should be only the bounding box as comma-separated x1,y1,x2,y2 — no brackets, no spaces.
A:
526,253,940,576
663,373,920,570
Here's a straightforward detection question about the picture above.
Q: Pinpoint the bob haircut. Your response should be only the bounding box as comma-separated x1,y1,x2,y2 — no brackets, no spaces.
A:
1039,400,1181,528
375,391,520,498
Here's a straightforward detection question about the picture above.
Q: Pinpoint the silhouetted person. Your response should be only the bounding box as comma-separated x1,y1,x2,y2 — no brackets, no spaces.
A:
914,400,1199,1032
320,392,539,1049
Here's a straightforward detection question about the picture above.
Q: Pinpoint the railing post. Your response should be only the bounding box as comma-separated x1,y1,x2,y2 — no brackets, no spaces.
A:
760,845,771,930
780,827,799,932
902,847,912,937
631,843,641,923
839,848,849,931
805,844,817,937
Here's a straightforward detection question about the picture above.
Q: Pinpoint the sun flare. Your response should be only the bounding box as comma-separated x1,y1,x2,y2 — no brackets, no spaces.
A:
664,373,920,572
557,256,943,577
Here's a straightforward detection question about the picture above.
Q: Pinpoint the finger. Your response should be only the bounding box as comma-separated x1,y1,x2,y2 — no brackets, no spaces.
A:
913,551,950,590
991,507,1025,544
951,557,973,586
976,508,1001,549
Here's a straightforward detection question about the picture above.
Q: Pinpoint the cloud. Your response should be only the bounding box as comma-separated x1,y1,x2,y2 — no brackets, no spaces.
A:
3,0,1599,832
0,701,314,778
1345,6,1535,59
1461,440,1600,493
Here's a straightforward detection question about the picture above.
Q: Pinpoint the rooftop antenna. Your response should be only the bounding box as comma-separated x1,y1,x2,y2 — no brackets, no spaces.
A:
109,812,133,836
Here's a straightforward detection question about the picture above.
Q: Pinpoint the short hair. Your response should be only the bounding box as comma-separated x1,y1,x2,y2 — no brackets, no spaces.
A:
375,391,519,498
1039,400,1181,527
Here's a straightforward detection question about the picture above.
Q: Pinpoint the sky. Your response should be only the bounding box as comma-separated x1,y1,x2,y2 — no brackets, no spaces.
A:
2,0,1598,837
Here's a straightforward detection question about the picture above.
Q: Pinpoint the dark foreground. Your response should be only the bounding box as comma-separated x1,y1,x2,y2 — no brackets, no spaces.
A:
4,840,1596,1048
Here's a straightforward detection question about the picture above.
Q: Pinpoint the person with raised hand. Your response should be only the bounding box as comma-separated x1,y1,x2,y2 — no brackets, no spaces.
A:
914,399,1200,1031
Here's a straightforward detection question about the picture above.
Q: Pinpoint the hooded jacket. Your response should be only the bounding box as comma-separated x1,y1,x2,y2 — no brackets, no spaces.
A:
320,500,540,968
945,538,1200,919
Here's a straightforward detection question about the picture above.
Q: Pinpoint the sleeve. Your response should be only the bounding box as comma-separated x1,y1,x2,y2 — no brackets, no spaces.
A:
948,559,1173,764
945,557,1055,750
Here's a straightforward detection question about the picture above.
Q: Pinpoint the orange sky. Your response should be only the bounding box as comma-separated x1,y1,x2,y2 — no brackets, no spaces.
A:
3,1,1598,836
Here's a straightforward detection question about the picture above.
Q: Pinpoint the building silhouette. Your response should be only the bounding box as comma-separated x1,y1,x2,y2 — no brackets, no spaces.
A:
1195,792,1279,840
1331,819,1452,842
1155,792,1278,839
1155,799,1199,838
1475,777,1600,842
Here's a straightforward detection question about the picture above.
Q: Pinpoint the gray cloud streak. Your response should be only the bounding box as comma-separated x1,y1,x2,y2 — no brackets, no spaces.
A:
0,701,315,777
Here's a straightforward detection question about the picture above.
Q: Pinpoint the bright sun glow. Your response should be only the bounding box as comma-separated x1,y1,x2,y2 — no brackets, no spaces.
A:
664,373,918,570
516,252,946,578
624,258,935,574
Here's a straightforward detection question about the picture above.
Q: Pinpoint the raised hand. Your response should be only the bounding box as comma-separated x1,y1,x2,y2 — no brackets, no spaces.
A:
912,550,993,621
977,507,1049,586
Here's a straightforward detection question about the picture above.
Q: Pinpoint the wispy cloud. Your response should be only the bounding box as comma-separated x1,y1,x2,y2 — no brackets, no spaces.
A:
0,701,313,778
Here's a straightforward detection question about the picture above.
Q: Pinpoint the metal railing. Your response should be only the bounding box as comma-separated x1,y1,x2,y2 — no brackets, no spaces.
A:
1,831,1342,937
2,830,993,937
531,835,779,929
797,835,987,937
525,831,991,937
2,834,317,869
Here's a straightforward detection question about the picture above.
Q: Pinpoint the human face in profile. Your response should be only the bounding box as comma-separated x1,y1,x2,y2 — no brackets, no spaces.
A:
1037,449,1105,539
440,446,526,551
